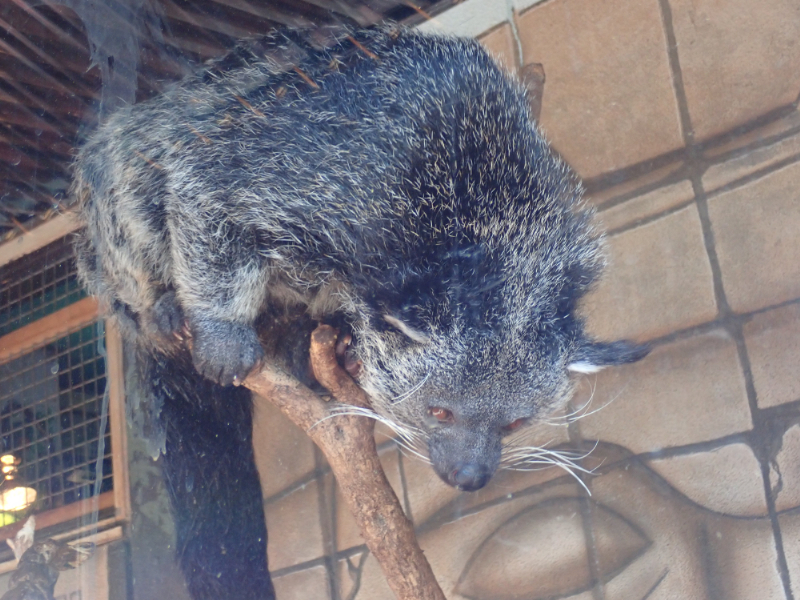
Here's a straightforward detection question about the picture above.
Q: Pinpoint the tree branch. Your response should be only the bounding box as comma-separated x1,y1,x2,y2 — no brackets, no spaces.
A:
244,324,446,600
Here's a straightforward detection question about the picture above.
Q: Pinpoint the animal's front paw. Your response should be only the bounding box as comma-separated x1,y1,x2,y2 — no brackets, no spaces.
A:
190,318,264,386
149,291,186,339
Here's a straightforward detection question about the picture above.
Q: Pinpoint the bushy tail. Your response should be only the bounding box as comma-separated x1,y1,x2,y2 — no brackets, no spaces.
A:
144,348,275,600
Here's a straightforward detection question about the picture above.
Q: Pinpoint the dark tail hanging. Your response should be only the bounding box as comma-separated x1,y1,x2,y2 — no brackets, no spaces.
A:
144,349,275,600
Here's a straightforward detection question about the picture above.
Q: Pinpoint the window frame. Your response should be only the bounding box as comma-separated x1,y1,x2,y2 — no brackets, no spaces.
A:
0,213,129,552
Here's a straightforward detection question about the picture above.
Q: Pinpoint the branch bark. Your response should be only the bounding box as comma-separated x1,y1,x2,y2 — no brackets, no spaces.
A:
244,324,446,600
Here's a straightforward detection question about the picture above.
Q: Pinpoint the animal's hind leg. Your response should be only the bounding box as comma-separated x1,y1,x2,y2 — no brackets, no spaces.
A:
152,352,275,600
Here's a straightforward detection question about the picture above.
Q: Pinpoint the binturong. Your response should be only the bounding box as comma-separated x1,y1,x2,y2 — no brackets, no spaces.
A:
73,25,647,600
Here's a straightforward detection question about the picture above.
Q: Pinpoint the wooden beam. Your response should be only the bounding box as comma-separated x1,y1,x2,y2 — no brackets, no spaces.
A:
207,0,312,28
0,296,99,364
0,212,80,268
105,321,132,522
161,0,258,39
5,0,89,54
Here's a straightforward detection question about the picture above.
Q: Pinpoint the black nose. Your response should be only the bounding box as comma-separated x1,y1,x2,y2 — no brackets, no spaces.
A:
448,462,492,491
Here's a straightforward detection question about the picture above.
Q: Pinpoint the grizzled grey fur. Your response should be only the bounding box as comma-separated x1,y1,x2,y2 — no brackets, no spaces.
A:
73,26,645,494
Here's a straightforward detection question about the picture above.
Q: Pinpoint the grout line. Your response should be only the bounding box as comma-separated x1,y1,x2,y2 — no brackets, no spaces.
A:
702,122,800,168
270,555,330,579
705,152,800,199
604,198,696,237
600,148,800,238
656,0,695,148
592,164,691,211
635,296,800,351
395,445,414,521
692,192,730,314
588,111,800,212
579,494,606,600
695,104,800,158
640,569,669,600
262,469,320,505
504,0,524,70
698,525,725,600
413,474,577,535
314,447,340,600
734,330,796,600
568,400,605,600
657,2,795,597
583,147,689,195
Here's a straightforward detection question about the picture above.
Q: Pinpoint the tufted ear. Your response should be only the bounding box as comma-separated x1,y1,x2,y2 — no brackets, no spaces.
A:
568,340,650,374
383,314,431,344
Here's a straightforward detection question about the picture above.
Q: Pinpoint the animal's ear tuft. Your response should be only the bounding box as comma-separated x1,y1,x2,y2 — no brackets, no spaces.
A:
383,314,431,344
568,340,649,374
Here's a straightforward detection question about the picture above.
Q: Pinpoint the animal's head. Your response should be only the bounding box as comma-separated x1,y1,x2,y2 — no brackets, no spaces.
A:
347,198,647,492
352,293,646,491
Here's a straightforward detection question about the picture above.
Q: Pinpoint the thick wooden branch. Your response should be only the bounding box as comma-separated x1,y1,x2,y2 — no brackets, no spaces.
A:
244,325,446,600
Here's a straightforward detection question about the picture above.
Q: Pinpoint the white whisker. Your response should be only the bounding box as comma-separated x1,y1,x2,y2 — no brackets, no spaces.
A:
391,373,430,404
309,404,381,430
540,378,598,426
394,439,431,464
540,376,633,427
507,457,591,495
501,442,600,495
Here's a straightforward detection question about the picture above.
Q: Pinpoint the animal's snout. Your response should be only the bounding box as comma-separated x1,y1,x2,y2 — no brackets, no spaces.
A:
448,462,492,491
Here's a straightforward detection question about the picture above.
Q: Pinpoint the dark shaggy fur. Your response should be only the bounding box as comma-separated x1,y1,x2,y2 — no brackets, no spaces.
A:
73,26,646,600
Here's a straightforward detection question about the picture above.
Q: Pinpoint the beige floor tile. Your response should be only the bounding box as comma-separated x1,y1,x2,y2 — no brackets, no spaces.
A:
594,464,782,599
265,480,325,570
478,23,518,72
593,466,709,600
578,331,751,454
702,107,800,161
708,161,800,313
772,424,800,513
420,483,585,599
778,512,800,598
596,180,695,233
582,205,717,342
337,552,367,600
272,565,330,600
590,499,651,586
252,395,316,498
703,128,800,194
347,552,395,600
744,303,800,408
585,161,684,207
646,443,767,517
456,497,595,599
703,517,786,600
516,0,682,178
670,0,800,141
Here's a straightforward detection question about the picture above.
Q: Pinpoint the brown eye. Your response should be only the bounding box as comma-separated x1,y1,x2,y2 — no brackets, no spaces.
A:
503,418,528,433
428,407,454,423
